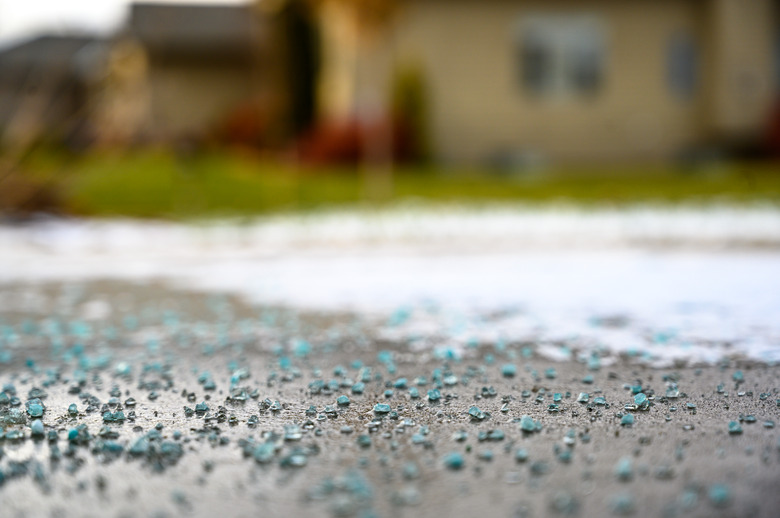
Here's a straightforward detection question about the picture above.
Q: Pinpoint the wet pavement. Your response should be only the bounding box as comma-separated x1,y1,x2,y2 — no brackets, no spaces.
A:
0,280,778,517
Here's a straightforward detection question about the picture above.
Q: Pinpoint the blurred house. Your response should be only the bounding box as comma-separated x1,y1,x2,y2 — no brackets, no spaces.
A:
121,1,318,148
0,35,109,151
1,0,777,165
124,3,267,145
0,1,320,152
316,0,780,164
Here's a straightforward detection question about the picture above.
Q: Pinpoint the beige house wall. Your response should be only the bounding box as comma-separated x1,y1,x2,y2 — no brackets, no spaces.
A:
146,63,256,139
705,0,776,140
391,0,708,163
386,0,776,163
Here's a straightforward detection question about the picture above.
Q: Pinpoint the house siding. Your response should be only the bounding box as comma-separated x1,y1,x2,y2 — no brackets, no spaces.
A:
390,0,775,163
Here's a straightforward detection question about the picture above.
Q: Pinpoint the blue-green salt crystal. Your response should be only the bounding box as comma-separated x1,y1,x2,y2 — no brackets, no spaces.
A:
544,368,557,379
708,484,731,507
468,406,487,420
501,364,517,377
611,493,635,515
679,488,698,509
443,452,464,470
547,404,560,412
728,421,742,434
253,443,275,463
633,393,649,410
408,387,420,399
621,414,635,426
577,392,589,403
393,378,408,389
383,389,394,398
403,462,420,480
357,434,371,448
582,375,594,384
30,419,45,437
293,340,311,357
732,370,743,383
308,380,325,394
515,448,529,462
337,395,350,406
373,403,391,414
520,415,535,432
550,491,578,515
284,425,303,441
488,429,504,441
530,461,549,475
763,420,775,428
129,436,150,455
553,393,562,403
5,429,22,441
195,402,209,413
557,449,572,463
452,429,468,442
614,457,633,481
482,386,497,398
26,402,44,418
281,451,308,468
28,387,46,399
478,450,494,461
686,402,696,410
630,384,642,394
101,441,124,455
1,407,26,425
427,389,441,402
269,400,282,411
594,396,607,406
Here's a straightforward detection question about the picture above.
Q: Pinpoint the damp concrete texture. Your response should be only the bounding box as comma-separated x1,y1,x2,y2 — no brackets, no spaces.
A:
0,281,778,518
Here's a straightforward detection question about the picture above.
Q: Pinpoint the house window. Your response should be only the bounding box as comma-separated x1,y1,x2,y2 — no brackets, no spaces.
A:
667,32,698,99
517,15,606,98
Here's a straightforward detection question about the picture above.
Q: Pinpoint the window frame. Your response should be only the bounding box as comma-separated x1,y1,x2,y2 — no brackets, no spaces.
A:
515,14,607,100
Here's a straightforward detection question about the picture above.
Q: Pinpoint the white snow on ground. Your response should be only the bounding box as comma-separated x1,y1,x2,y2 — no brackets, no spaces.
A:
1,204,779,366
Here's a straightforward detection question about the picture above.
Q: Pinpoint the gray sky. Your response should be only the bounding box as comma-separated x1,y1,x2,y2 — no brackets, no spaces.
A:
0,0,248,48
